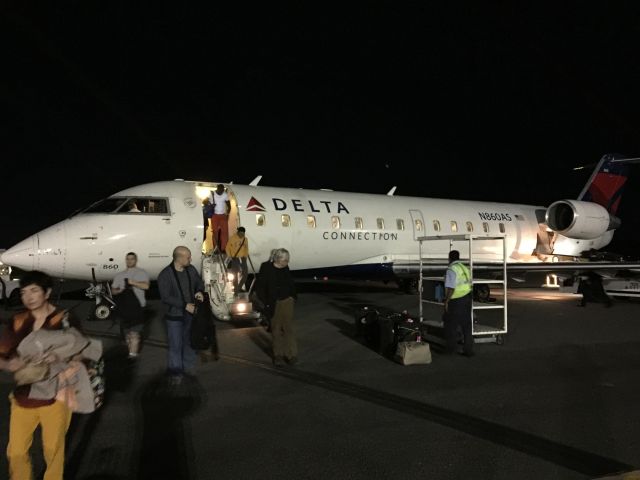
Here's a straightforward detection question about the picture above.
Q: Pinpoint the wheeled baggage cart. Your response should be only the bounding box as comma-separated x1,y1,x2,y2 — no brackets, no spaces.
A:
417,234,508,345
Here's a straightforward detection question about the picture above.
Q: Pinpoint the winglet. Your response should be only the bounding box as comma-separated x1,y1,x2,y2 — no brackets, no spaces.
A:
386,186,397,196
249,176,262,187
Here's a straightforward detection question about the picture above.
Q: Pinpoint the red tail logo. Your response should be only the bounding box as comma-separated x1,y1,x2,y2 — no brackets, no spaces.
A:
587,172,627,215
246,197,266,212
580,156,629,215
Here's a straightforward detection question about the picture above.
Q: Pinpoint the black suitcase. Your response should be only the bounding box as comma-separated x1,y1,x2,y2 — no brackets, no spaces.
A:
354,306,379,339
377,315,396,358
355,308,424,359
191,293,218,354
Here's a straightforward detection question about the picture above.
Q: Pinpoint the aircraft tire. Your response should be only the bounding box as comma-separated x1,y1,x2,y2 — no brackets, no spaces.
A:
94,303,112,320
474,284,490,302
399,278,418,295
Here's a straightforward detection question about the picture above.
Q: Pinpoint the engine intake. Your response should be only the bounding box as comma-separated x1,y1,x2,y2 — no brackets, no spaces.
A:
545,200,620,240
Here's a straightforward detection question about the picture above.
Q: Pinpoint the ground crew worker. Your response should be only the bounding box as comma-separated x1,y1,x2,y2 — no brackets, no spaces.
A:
443,249,474,356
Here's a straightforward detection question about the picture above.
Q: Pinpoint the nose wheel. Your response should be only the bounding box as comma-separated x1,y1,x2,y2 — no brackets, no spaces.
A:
85,269,116,320
94,303,113,320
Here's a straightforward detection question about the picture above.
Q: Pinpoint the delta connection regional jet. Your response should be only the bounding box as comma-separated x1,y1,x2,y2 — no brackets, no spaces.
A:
2,154,640,319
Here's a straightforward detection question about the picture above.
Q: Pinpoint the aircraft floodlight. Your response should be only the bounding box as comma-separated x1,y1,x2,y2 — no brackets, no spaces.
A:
195,186,212,199
230,301,252,315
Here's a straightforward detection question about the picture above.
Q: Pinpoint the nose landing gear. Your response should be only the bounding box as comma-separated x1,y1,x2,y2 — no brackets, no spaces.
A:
85,268,116,320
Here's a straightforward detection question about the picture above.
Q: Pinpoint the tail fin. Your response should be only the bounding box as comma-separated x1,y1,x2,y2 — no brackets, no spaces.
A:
577,153,631,215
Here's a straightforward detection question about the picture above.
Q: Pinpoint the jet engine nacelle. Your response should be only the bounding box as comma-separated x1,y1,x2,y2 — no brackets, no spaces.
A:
545,200,620,240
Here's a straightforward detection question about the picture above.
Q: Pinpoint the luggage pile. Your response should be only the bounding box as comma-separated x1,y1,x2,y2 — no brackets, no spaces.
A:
354,307,431,365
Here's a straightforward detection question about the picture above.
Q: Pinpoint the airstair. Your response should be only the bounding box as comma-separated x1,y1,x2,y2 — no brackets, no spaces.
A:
201,249,260,321
417,234,507,345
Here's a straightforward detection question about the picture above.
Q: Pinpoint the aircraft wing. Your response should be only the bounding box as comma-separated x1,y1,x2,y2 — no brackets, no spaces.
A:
395,261,640,274
498,261,640,273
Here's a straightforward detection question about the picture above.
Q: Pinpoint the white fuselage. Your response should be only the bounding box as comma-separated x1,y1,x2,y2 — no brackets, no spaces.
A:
0,180,614,281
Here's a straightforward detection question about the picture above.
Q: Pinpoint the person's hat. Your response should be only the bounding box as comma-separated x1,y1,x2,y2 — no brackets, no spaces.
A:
237,226,246,232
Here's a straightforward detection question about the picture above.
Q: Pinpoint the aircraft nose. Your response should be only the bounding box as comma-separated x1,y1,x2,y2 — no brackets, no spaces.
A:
1,235,36,271
1,223,67,277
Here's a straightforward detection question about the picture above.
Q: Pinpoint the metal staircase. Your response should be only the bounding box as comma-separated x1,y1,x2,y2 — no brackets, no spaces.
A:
201,249,260,321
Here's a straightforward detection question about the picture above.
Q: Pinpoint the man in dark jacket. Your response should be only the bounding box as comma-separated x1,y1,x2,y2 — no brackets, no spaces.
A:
255,248,297,367
157,246,205,385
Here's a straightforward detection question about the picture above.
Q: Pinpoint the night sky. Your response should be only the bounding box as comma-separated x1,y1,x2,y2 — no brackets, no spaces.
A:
2,4,640,255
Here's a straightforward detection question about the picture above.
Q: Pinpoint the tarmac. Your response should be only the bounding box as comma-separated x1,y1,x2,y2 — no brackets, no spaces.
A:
0,279,639,480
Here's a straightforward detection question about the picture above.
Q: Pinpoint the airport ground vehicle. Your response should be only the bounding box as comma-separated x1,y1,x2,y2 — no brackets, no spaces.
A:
0,250,20,307
603,275,640,299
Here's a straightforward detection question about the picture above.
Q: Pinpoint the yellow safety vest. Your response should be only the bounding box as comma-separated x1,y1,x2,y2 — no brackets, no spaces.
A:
449,261,472,299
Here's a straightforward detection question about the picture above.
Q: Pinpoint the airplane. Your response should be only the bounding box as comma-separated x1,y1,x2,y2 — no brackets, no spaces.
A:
2,153,639,320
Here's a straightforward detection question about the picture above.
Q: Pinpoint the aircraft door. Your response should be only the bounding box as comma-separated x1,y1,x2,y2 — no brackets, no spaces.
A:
226,189,239,236
534,208,556,255
409,210,426,241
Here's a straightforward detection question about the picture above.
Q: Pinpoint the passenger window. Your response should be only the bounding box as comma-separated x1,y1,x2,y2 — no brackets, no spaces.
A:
354,217,363,229
414,219,423,231
396,219,404,230
483,222,489,233
499,223,505,233
433,220,441,232
331,216,341,229
281,214,291,227
377,218,385,229
307,215,316,228
256,214,265,227
450,221,458,232
466,221,474,232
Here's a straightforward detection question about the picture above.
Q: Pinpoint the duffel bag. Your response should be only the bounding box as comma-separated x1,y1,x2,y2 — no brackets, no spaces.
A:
394,341,432,365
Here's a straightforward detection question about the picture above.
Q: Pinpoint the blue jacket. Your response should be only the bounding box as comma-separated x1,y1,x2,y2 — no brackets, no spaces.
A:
157,263,205,318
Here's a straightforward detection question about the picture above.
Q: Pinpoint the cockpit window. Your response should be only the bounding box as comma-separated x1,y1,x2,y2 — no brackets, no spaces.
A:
82,198,128,213
81,197,169,214
122,198,169,214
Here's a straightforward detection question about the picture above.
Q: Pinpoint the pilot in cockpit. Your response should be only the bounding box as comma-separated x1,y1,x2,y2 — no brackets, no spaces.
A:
127,200,141,213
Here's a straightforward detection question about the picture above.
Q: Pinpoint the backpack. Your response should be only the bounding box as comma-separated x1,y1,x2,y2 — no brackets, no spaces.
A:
113,287,144,328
